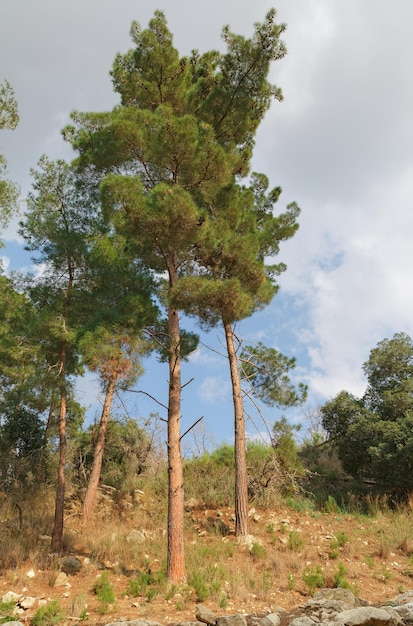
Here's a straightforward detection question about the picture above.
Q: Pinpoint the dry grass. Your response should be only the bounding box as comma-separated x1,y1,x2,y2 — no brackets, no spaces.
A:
1,484,413,624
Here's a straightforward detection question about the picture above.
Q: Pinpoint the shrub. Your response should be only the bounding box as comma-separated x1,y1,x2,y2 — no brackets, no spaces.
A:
93,571,116,604
32,601,64,626
302,565,325,594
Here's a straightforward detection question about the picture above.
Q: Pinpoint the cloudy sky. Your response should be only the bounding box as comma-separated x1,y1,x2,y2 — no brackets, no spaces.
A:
1,0,413,446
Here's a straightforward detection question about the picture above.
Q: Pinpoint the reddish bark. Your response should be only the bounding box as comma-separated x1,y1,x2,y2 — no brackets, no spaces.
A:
224,321,249,537
81,374,117,526
166,263,186,584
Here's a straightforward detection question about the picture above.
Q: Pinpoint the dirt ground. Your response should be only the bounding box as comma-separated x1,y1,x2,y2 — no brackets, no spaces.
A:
2,504,413,625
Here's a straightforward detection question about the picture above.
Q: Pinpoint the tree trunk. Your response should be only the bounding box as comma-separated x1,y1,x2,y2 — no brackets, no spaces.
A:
51,344,67,552
166,263,186,584
82,374,117,526
224,321,249,537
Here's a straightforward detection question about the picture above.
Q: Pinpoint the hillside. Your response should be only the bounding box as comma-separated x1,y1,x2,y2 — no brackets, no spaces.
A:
1,491,413,625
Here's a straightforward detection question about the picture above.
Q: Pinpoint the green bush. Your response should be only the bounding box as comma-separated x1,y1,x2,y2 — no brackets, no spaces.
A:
93,571,116,604
302,565,325,594
0,600,17,624
32,601,64,626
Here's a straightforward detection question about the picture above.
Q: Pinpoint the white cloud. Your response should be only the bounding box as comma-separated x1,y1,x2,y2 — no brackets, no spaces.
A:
197,376,231,405
0,256,10,272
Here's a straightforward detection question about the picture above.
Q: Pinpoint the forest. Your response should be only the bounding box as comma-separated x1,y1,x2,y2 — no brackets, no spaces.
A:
1,9,413,599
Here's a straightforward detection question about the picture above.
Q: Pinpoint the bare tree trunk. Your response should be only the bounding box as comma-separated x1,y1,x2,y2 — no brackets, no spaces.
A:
224,321,249,537
51,345,67,552
81,374,117,526
166,263,186,584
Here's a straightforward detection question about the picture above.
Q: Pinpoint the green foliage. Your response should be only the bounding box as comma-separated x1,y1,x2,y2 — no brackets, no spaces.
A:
189,570,210,601
324,495,342,514
32,601,64,626
250,541,267,560
333,563,351,589
241,344,307,407
0,80,19,234
93,571,116,604
321,333,413,489
302,565,325,594
0,600,17,624
287,573,296,590
127,564,165,602
331,532,349,549
73,417,152,492
287,530,304,552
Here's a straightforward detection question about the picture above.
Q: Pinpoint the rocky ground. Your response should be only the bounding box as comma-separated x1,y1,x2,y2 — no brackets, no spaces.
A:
1,502,413,625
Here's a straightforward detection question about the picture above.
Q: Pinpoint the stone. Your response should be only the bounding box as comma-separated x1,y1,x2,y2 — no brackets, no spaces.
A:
258,614,281,626
313,589,366,608
196,604,218,625
335,606,403,626
216,615,248,626
18,597,35,610
53,571,69,587
59,557,82,575
104,622,162,626
391,603,413,623
1,592,21,604
290,617,318,626
126,529,147,543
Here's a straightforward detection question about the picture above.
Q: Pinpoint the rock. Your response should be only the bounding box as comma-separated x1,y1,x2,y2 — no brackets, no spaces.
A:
104,622,162,626
59,557,82,575
237,534,262,550
126,529,147,543
258,614,281,626
290,617,318,626
196,604,218,625
0,622,24,626
53,571,69,587
18,597,36,610
386,592,413,606
335,607,403,626
391,603,413,623
1,592,21,604
313,589,366,608
216,615,248,626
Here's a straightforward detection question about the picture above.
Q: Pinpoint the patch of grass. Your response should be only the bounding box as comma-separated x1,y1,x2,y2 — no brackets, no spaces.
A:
302,565,325,594
284,496,315,512
0,600,17,624
32,601,65,626
331,532,349,549
250,541,267,560
333,563,351,589
324,495,342,514
364,555,375,569
287,573,296,590
127,562,165,600
288,530,304,552
190,570,210,602
93,571,116,604
68,594,88,620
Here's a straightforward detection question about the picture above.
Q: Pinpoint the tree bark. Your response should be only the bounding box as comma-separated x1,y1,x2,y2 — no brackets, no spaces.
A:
224,321,249,537
51,343,67,552
166,263,186,584
81,374,117,526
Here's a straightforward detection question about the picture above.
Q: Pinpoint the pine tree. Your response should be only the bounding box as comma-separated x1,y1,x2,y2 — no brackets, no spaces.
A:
64,8,289,581
0,80,19,240
20,156,98,551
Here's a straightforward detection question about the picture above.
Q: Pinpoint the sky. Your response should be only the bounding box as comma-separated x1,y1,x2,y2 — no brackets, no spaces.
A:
1,0,413,448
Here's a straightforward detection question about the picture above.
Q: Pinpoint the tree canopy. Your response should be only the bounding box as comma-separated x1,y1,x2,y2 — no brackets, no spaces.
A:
321,332,413,489
0,80,19,239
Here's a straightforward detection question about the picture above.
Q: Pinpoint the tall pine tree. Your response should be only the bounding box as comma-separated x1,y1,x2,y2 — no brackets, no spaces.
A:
65,9,289,581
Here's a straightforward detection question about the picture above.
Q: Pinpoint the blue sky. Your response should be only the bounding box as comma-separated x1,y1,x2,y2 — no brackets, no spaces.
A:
2,0,413,448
